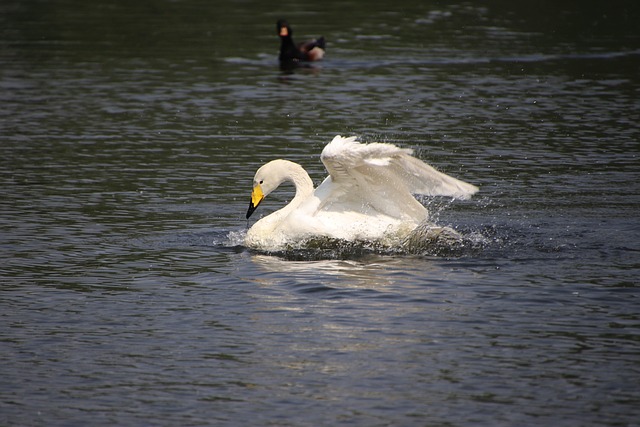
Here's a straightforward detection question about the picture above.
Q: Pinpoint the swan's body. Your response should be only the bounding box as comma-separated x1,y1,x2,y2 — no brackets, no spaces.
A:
245,135,478,251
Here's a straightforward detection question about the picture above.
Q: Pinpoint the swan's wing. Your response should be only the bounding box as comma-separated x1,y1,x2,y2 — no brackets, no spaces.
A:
319,135,478,221
382,150,480,199
321,135,478,198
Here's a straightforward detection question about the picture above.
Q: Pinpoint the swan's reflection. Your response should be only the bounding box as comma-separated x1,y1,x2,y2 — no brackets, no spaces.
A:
246,253,453,291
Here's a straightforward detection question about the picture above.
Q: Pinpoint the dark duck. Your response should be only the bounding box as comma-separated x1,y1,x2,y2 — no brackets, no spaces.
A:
277,19,325,65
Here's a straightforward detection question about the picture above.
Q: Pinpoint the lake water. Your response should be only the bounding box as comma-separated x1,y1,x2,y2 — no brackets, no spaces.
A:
1,0,639,425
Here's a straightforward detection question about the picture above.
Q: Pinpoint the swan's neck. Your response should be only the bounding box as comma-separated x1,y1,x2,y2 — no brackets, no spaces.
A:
280,162,314,213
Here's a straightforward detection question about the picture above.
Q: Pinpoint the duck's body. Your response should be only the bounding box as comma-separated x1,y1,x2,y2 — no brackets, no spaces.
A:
245,136,478,251
277,19,325,64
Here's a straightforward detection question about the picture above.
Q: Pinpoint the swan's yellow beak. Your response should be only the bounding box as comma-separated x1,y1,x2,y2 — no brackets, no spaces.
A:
246,184,264,219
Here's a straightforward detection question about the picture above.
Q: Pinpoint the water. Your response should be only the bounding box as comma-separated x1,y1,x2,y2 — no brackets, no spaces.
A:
2,0,639,425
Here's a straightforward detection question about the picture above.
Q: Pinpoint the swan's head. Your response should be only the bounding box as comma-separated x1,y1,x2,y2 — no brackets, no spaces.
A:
246,159,296,219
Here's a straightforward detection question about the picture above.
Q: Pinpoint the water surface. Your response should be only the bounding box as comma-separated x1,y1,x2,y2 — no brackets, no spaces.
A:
1,0,639,425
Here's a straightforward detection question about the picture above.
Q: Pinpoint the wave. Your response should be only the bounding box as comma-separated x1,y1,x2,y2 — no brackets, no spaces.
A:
226,225,490,261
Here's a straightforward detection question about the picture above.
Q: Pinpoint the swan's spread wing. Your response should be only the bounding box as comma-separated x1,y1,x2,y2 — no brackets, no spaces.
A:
383,152,479,199
319,135,478,221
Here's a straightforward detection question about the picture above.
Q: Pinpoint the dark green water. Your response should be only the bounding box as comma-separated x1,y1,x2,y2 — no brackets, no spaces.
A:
2,1,639,425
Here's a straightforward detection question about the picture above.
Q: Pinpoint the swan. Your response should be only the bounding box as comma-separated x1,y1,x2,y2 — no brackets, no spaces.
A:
245,135,478,251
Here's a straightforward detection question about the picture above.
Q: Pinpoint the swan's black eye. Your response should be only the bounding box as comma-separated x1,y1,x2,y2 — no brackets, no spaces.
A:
259,180,264,184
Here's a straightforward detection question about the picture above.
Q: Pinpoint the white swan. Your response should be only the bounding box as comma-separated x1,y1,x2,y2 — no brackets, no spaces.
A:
245,135,478,250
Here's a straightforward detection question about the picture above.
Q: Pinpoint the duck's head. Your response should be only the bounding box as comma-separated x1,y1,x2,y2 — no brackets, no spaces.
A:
277,19,291,38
